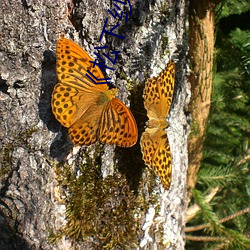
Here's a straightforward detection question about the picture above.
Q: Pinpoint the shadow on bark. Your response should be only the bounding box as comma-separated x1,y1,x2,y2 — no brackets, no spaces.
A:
116,82,147,191
0,210,33,250
39,50,73,161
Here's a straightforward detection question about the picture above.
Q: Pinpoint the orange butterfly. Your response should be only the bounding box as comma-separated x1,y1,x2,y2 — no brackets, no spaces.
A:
51,38,138,147
140,61,175,189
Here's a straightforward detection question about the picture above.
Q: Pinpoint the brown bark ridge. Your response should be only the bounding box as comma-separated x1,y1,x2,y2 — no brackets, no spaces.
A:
187,0,220,203
0,0,189,249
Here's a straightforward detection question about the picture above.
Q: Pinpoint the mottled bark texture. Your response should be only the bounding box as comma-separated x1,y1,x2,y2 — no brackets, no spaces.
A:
0,0,189,249
187,0,220,204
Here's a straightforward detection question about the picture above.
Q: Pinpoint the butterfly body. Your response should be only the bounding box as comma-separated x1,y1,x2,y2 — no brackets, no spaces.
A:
97,88,118,104
147,117,169,130
52,38,138,147
140,61,175,190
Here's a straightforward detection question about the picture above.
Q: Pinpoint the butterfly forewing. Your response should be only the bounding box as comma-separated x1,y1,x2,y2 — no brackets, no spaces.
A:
143,60,175,119
56,38,108,91
52,83,79,127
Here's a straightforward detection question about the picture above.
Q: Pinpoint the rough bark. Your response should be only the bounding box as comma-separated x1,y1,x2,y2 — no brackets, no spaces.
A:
187,0,220,203
0,0,189,249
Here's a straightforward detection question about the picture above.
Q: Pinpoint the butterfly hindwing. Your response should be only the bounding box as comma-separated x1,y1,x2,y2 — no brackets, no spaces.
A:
68,119,99,146
98,98,138,147
141,128,172,189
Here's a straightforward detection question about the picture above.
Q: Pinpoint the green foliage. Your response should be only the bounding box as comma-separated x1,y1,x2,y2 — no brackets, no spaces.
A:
197,165,239,188
187,2,250,249
192,189,224,233
218,0,250,17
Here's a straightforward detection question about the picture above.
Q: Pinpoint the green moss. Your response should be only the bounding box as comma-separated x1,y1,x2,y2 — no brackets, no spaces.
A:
161,36,169,57
0,144,13,178
25,126,38,138
189,120,202,139
0,126,38,178
118,72,138,91
119,71,127,80
51,150,156,248
159,2,170,17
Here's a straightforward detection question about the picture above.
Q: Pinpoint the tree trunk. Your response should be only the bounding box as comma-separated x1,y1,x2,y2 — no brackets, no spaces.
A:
187,0,220,203
0,0,189,249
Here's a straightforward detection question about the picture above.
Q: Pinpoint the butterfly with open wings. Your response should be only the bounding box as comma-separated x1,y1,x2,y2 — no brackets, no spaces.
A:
140,61,175,189
51,38,138,147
